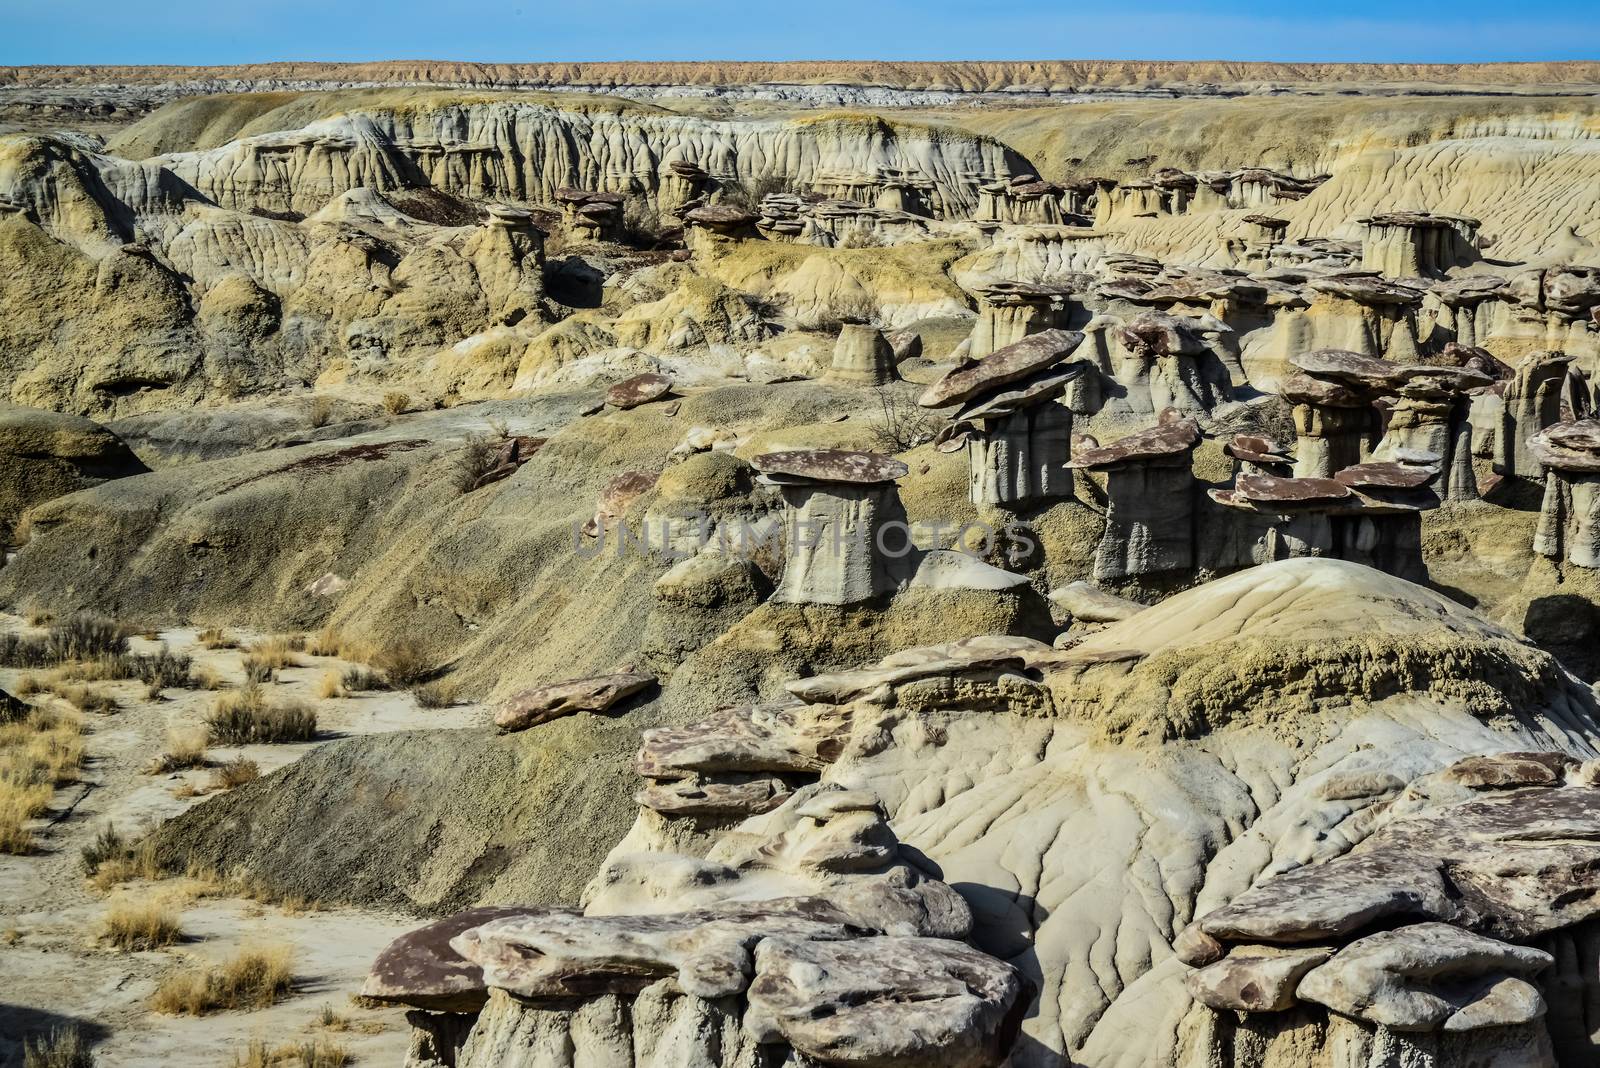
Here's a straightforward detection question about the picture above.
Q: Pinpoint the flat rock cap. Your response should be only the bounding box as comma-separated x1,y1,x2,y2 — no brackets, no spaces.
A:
1065,418,1200,469
1235,473,1352,503
918,328,1084,409
1291,349,1404,385
1531,419,1600,472
1225,434,1292,463
752,449,909,485
1335,461,1439,489
683,204,760,228
606,372,673,409
362,905,538,1011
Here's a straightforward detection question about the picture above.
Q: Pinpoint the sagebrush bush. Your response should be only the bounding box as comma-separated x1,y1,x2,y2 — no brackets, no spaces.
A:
371,638,433,687
208,757,260,791
100,898,182,950
151,945,295,1015
206,688,317,745
0,615,128,668
146,729,207,774
22,1024,95,1068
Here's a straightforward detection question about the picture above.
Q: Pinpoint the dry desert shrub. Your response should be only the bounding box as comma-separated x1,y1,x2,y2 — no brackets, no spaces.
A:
100,897,182,950
0,615,129,669
193,665,226,691
339,666,387,693
197,627,237,650
151,944,295,1015
370,638,433,687
206,687,317,745
314,671,343,700
868,385,941,453
19,600,54,628
411,681,454,709
21,1025,94,1068
13,674,42,698
146,728,208,774
52,684,117,715
230,1037,349,1068
1,705,85,854
244,636,302,671
208,757,260,791
381,390,411,416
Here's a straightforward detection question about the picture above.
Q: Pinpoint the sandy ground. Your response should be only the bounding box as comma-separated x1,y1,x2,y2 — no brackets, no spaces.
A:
0,617,481,1067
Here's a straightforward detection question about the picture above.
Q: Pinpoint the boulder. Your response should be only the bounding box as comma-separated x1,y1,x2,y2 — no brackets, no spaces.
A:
746,936,1026,1068
1296,923,1550,1032
494,671,655,733
363,905,537,1011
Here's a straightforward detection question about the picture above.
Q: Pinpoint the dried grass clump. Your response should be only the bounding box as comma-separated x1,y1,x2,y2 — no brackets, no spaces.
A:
151,944,295,1015
230,1036,349,1068
193,665,226,691
22,1024,95,1068
411,681,455,709
370,638,433,687
52,684,117,714
1,705,85,855
339,666,387,693
381,390,411,416
244,636,302,671
314,671,343,700
0,615,128,669
206,687,317,745
100,897,182,950
146,729,208,774
197,627,237,650
208,757,260,791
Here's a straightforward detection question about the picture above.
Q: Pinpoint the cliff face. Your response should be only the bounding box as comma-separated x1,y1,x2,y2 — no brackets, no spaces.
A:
6,59,1600,92
141,100,1028,217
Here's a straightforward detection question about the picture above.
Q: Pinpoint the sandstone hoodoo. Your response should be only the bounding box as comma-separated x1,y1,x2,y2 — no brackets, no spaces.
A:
752,449,911,605
923,328,1086,507
8,42,1600,1068
1065,415,1201,582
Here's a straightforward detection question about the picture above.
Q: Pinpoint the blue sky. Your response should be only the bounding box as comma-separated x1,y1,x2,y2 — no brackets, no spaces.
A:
5,0,1599,67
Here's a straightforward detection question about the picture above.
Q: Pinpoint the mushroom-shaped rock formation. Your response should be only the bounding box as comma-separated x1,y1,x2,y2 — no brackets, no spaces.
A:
923,331,1087,508
1359,211,1481,278
682,203,760,252
364,905,536,1012
1377,364,1492,501
752,449,912,605
494,671,656,733
1066,416,1201,582
919,329,1084,410
1532,419,1600,568
378,767,1024,1068
1179,770,1600,1065
745,936,1026,1068
557,188,625,242
1070,311,1237,421
1496,350,1589,481
824,324,897,386
658,159,714,218
606,371,674,410
1281,349,1402,478
968,281,1077,358
1210,459,1440,580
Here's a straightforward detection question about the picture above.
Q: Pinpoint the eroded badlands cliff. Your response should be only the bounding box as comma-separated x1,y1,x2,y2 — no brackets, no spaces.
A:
2,63,1600,1068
